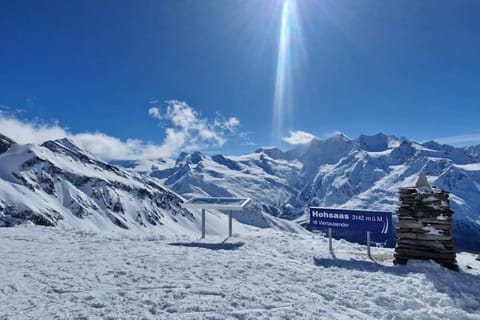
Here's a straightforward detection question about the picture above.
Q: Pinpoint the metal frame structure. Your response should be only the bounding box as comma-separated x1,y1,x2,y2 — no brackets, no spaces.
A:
182,197,252,238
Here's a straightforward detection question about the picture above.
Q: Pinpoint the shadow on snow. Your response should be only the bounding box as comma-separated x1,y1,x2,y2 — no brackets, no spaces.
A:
168,241,245,251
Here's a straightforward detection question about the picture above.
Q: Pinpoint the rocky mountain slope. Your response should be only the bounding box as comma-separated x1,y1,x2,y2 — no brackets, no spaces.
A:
0,136,196,233
0,134,299,234
131,133,480,250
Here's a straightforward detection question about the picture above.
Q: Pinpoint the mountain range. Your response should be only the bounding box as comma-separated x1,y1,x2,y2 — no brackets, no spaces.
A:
1,132,479,250
0,133,299,236
118,133,480,250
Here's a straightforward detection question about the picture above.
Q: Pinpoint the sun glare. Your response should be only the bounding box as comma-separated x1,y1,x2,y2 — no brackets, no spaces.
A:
272,0,301,143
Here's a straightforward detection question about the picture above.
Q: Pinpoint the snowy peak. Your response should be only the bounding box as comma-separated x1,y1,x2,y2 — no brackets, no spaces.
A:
41,138,123,175
331,131,352,141
0,133,15,155
109,158,174,177
465,145,480,162
211,154,242,171
175,151,205,166
357,133,392,152
254,147,287,160
422,140,448,151
0,138,200,233
42,138,94,162
296,133,354,167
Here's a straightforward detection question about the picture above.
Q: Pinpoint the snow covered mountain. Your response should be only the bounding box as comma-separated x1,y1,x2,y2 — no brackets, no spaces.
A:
2,132,478,249
133,133,480,250
0,136,195,233
0,134,300,235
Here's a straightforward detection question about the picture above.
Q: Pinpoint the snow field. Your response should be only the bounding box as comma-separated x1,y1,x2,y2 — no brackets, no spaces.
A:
1,226,479,320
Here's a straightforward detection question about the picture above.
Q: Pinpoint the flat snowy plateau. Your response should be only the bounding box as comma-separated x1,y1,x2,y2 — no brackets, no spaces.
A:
1,226,479,320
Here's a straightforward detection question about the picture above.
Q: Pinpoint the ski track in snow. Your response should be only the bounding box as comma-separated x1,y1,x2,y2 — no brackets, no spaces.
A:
1,226,479,320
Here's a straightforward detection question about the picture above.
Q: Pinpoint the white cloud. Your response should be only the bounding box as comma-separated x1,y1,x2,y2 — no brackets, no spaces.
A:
434,133,480,146
0,101,242,160
224,117,240,132
214,115,240,132
282,130,316,145
148,107,161,119
0,113,68,144
149,100,241,153
0,111,165,160
71,133,145,160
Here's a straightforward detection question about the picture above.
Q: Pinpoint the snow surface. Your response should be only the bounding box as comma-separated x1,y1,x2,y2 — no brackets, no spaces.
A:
1,225,479,320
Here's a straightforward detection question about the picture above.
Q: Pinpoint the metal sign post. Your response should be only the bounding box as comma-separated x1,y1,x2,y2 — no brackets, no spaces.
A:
229,211,233,237
201,208,206,239
367,231,371,257
328,228,332,252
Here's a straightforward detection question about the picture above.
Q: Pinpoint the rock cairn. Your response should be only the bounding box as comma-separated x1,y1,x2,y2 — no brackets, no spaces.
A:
394,174,458,270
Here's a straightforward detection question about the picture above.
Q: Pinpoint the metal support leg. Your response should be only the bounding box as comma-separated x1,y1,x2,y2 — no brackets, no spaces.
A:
229,211,232,237
328,228,332,252
367,232,371,258
201,209,206,239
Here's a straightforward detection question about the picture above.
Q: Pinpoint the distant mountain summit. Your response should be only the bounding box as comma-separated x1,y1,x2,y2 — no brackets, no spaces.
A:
130,133,480,250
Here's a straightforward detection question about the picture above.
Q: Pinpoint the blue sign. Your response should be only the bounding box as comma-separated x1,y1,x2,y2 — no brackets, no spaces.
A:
310,207,392,234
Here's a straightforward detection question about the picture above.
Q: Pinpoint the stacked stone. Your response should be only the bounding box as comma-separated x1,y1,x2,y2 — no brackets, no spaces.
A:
394,175,458,270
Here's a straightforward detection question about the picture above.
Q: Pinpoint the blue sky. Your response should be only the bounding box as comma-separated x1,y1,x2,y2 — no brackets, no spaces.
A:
1,0,480,159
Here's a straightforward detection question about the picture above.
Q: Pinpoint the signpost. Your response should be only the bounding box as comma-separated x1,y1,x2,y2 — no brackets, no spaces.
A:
309,207,392,256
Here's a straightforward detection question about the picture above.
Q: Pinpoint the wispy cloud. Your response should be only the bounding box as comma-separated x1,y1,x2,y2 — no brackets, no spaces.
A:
282,130,316,145
148,100,240,154
434,133,480,146
0,100,242,160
